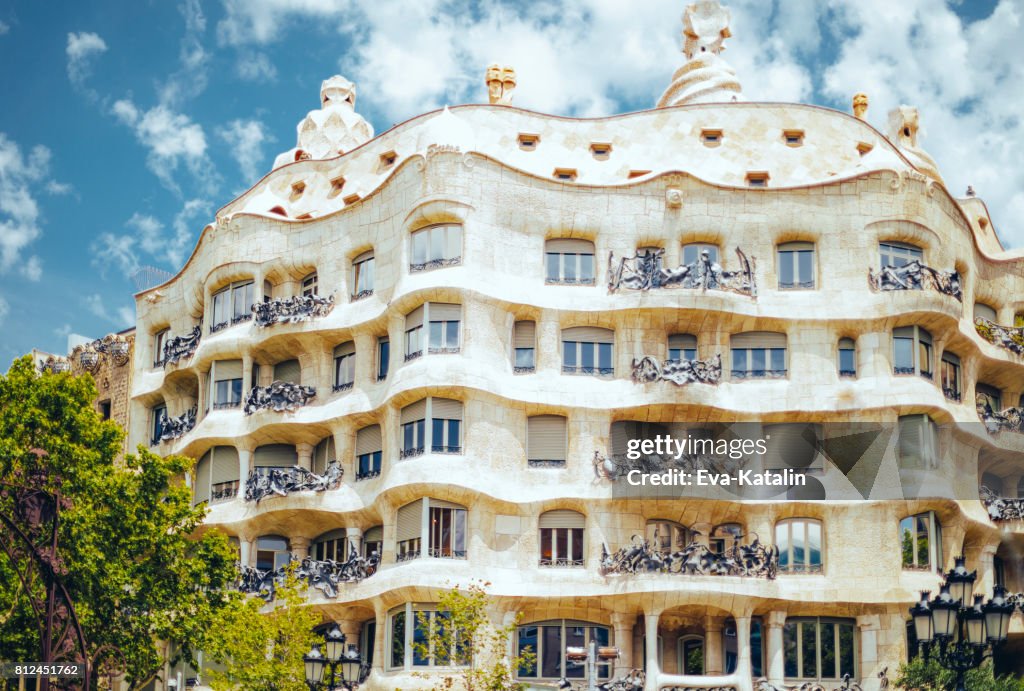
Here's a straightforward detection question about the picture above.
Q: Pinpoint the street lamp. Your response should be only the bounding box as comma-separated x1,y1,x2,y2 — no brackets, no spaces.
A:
304,625,364,690
908,556,1011,691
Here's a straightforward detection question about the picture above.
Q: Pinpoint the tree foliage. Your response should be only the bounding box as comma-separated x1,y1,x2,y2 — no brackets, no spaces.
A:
202,566,321,691
0,356,238,689
411,582,535,691
895,655,1024,691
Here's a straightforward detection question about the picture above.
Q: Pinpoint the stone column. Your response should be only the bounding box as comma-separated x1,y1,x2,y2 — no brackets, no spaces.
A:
297,442,314,471
291,536,311,559
704,615,725,675
734,615,752,679
611,612,634,676
346,527,362,558
372,601,388,672
196,367,208,421
354,332,376,386
643,610,661,691
241,353,253,397
765,611,786,685
857,614,880,686
536,310,560,375
239,538,253,568
237,447,252,494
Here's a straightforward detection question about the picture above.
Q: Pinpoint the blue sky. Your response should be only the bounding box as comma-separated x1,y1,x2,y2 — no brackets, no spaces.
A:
0,0,1021,365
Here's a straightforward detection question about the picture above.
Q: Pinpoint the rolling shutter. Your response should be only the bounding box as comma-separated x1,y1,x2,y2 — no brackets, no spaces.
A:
194,452,211,504
401,400,427,424
313,437,335,475
974,303,998,322
539,510,585,529
211,446,239,484
562,326,613,343
397,500,423,542
514,321,535,348
429,303,461,321
353,250,374,264
429,498,465,510
778,241,814,251
610,421,632,458
730,332,787,349
431,398,463,420
274,359,301,384
254,444,297,468
356,425,382,455
214,359,242,381
668,334,697,349
334,341,355,358
546,239,594,253
893,326,915,339
364,526,383,543
406,306,424,330
529,415,567,460
838,337,855,349
942,351,960,366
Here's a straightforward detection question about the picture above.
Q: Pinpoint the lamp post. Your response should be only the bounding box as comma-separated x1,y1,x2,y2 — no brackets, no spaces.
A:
304,624,364,690
908,556,1013,691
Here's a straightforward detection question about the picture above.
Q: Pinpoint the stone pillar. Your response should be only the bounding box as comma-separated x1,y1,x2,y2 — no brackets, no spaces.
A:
291,536,311,559
765,611,786,685
237,447,252,493
354,332,375,386
857,614,880,686
340,619,361,645
297,442,314,471
643,610,661,691
241,538,255,567
704,615,725,675
242,353,253,396
536,310,560,375
734,615,752,679
196,368,207,420
372,601,388,672
611,612,634,677
346,527,362,557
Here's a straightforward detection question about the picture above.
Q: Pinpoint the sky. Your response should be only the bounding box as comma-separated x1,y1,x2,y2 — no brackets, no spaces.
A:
0,0,1021,365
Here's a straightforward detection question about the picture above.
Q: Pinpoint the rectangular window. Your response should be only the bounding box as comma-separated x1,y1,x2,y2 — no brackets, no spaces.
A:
838,339,856,377
682,243,719,266
562,341,614,376
428,320,460,353
377,337,390,380
211,281,254,332
214,379,242,408
783,619,856,681
900,512,941,571
893,326,932,378
941,352,961,401
668,334,698,363
879,242,923,269
430,418,461,453
777,243,815,289
977,383,1003,414
357,451,382,479
401,419,426,458
405,326,423,360
539,527,584,567
151,404,166,444
731,347,787,378
429,506,467,558
153,328,169,367
776,519,823,574
334,353,355,391
352,253,374,299
301,273,318,297
410,225,462,271
545,240,596,285
516,623,610,681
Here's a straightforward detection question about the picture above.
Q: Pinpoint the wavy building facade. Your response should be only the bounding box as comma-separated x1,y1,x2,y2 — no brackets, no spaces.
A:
129,4,1024,690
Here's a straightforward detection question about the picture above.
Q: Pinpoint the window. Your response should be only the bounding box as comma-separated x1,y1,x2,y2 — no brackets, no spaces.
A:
410,224,462,272
334,341,355,392
273,358,301,384
211,280,254,332
940,351,961,401
897,415,938,469
395,498,467,562
301,272,318,297
701,129,723,146
153,328,169,367
857,142,874,156
388,603,469,670
405,306,424,361
400,400,426,459
343,193,361,205
255,535,291,572
561,327,614,376
546,239,595,285
355,425,383,480
879,242,923,269
838,338,856,377
777,242,815,289
590,142,612,160
646,520,690,555
516,620,610,681
783,618,855,681
428,303,461,354
709,523,743,554
977,383,1003,413
668,334,697,363
518,133,539,150
892,326,932,379
682,243,720,266
211,361,243,409
539,510,585,567
974,302,997,323
783,129,805,146
400,398,463,458
900,512,942,571
151,403,167,445
312,436,335,476
775,519,823,573
254,444,299,480
724,617,764,677
527,415,567,467
679,636,705,675
553,168,577,181
731,332,787,379
193,446,240,505
378,150,397,171
377,336,390,381
329,175,346,196
363,526,383,559
746,171,769,187
352,250,374,300
513,320,536,373
313,529,348,562
99,400,112,420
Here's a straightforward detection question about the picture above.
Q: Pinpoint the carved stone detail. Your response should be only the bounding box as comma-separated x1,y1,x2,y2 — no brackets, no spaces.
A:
410,256,462,273
485,64,516,105
867,260,962,301
161,324,201,366
243,381,317,415
755,674,871,691
632,354,722,386
975,317,1024,356
244,461,342,503
609,247,756,296
253,294,334,327
600,533,778,579
888,105,943,184
976,398,1024,435
980,486,1024,522
237,547,378,602
657,1,743,107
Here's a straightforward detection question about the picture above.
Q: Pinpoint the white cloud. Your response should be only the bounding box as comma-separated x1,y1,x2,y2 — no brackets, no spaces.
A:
236,51,278,81
0,21,9,36
0,296,8,326
66,32,107,87
91,199,211,276
112,99,213,192
23,255,42,282
54,323,72,339
218,119,273,182
84,294,134,327
217,0,351,46
117,305,136,326
0,133,62,277
158,0,210,106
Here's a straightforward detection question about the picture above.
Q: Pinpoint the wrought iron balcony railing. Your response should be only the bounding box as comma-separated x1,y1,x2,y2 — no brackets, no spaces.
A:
396,549,421,562
867,260,962,301
632,354,722,386
253,294,335,327
399,446,425,460
513,365,536,374
350,289,373,301
977,400,1024,435
428,346,460,354
428,548,467,559
243,462,342,503
545,276,597,286
975,317,1024,356
159,324,201,367
209,321,228,334
409,256,461,272
980,485,1024,522
540,557,584,568
237,550,379,602
332,381,353,393
942,387,962,402
600,534,779,579
211,480,239,503
562,365,614,376
243,381,316,415
528,459,566,468
404,350,423,362
157,406,197,443
608,246,757,297
355,468,381,481
731,368,787,379
430,445,461,454
212,400,240,410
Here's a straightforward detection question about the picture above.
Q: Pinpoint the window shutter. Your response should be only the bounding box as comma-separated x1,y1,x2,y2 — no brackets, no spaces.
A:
942,351,960,366
429,498,465,510
898,416,923,465
562,326,614,343
211,446,239,484
428,303,461,321
974,303,998,321
406,306,424,329
316,528,347,543
397,500,423,542
254,444,297,468
364,526,383,543
668,334,697,349
353,250,374,264
356,425,383,455
838,337,855,349
528,415,567,460
431,398,462,420
274,359,301,384
730,331,787,349
214,359,243,381
918,328,932,345
539,510,585,529
546,239,594,253
514,321,536,348
313,437,335,475
778,241,814,251
610,421,631,458
194,452,211,504
334,341,355,358
893,326,915,339
401,399,427,423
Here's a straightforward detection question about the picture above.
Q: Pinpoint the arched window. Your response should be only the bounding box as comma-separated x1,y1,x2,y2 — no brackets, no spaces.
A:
545,239,595,285
561,327,614,376
775,519,823,573
977,383,1003,413
678,635,704,675
255,535,290,571
516,620,611,681
879,241,922,268
410,224,462,272
312,529,348,562
899,512,942,571
273,358,301,384
539,510,585,567
973,302,997,323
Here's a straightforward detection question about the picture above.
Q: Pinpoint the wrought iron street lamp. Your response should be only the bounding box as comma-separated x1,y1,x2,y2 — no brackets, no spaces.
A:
304,624,364,690
909,556,1012,691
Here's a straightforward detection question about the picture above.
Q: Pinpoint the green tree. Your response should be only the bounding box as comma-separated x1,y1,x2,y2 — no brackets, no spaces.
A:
202,566,321,691
411,582,535,691
895,655,1024,691
0,356,238,689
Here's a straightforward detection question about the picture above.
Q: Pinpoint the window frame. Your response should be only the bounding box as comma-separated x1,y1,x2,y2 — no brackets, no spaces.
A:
777,241,816,290
730,333,788,380
879,241,923,269
255,535,291,572
682,243,720,266
783,617,856,682
545,240,596,286
838,338,856,378
352,252,375,300
513,320,536,373
151,403,167,445
377,336,390,381
387,603,470,671
210,280,255,333
515,620,611,681
899,511,942,572
561,329,615,377
678,635,705,675
334,344,355,392
301,272,318,297
153,328,169,367
410,224,462,272
775,518,824,574
892,325,933,379
940,351,961,401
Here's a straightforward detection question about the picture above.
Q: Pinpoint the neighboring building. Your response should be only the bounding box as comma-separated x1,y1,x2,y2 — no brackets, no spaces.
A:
129,3,1024,690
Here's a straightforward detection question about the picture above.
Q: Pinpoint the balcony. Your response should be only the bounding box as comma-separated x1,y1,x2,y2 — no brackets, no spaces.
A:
540,557,584,568
632,354,722,386
243,381,316,415
399,446,424,460
731,368,787,380
253,294,335,327
332,382,354,393
980,485,1024,522
599,534,779,579
243,462,342,503
562,365,614,376
409,256,461,273
156,406,197,443
977,401,1024,435
237,551,378,602
867,260,962,301
350,289,373,302
608,247,757,297
975,317,1024,356
159,325,201,367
